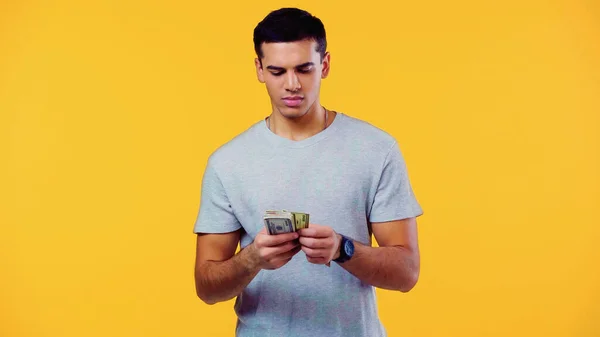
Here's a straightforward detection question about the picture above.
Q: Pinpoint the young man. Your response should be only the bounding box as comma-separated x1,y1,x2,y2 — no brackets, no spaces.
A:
193,7,423,337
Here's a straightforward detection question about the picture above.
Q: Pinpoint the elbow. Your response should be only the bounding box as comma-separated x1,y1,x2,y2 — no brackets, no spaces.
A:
195,275,218,305
398,249,420,293
198,295,218,305
196,286,218,305
195,265,219,305
398,270,419,293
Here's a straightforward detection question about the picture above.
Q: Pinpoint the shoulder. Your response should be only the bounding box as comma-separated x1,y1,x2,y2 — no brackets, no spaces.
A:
336,113,399,153
205,120,263,169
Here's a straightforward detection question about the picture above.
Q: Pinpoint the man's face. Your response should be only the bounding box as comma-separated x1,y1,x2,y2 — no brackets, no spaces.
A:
255,39,330,119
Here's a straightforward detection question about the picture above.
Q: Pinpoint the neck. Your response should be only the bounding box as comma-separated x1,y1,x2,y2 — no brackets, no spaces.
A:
267,101,331,141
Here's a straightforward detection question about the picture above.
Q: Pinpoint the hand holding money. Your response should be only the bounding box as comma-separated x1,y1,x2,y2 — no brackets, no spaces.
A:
297,224,341,266
250,227,302,270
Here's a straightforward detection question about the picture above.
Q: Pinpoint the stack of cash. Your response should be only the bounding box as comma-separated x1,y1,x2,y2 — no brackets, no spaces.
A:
263,210,310,235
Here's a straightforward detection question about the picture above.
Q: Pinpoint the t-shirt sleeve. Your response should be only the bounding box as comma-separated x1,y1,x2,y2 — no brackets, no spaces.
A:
368,141,424,223
193,158,242,234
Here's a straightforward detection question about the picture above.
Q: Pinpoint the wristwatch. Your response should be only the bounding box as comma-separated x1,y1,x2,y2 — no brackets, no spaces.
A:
333,234,354,263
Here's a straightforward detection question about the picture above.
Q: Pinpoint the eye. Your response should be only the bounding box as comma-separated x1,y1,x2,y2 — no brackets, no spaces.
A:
297,67,312,74
270,71,284,76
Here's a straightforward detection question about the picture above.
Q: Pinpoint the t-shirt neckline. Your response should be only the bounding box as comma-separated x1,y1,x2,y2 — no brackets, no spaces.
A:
258,112,344,149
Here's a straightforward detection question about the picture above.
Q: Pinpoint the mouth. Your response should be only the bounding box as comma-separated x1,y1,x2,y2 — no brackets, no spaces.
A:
282,96,303,107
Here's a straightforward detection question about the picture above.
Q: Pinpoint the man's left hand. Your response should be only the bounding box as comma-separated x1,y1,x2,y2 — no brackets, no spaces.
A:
297,224,341,265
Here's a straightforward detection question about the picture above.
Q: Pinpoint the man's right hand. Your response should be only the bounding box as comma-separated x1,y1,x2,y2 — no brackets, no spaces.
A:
249,228,302,270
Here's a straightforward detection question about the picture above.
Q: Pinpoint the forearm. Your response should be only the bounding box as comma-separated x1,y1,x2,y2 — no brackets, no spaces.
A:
338,240,419,292
195,244,261,304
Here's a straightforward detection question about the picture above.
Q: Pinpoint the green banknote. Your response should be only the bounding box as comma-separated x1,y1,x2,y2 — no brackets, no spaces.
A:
263,210,310,234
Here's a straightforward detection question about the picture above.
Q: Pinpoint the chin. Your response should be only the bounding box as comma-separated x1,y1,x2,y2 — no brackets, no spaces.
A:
278,106,310,119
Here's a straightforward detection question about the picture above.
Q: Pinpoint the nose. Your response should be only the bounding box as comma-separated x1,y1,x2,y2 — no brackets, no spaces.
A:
284,72,301,92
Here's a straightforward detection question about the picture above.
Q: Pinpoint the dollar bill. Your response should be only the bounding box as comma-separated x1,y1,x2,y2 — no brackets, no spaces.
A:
263,216,294,235
263,210,310,234
291,211,309,230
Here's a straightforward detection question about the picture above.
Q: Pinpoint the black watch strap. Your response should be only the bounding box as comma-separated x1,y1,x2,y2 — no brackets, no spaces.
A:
333,235,354,263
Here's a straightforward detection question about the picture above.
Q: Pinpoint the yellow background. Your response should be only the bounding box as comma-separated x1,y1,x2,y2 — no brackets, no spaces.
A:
2,0,599,336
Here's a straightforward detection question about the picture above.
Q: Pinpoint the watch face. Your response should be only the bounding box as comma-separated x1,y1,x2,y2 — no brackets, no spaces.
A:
344,240,354,256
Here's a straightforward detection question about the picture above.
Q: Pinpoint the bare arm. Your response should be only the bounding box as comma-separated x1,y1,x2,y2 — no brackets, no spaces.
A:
194,230,259,305
335,217,420,292
195,228,301,305
298,217,420,292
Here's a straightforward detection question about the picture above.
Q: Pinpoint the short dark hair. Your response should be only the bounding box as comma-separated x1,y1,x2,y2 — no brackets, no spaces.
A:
253,7,327,63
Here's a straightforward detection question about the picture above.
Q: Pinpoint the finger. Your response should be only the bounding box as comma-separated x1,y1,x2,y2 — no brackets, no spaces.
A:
263,240,299,257
259,231,299,246
271,245,302,262
301,246,328,258
297,226,331,238
306,256,328,264
298,236,332,249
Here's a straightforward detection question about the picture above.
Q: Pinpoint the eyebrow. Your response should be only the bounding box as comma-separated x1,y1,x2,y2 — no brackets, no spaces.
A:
265,62,315,71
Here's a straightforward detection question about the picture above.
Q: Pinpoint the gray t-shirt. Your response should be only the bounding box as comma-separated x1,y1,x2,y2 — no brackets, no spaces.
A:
193,112,423,337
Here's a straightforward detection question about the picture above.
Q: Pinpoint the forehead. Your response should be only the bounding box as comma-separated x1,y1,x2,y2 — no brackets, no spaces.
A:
260,39,320,67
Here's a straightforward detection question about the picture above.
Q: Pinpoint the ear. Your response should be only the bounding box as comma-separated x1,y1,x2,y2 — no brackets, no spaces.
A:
255,58,265,83
321,52,331,79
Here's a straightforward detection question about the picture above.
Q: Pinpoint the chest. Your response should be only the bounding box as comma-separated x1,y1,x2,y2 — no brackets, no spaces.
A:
223,148,379,238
